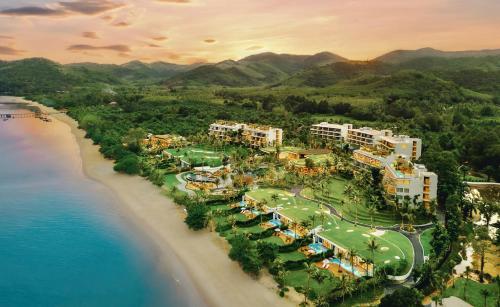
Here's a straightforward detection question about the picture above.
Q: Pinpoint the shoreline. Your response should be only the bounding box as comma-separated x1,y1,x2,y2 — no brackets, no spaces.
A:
28,100,299,307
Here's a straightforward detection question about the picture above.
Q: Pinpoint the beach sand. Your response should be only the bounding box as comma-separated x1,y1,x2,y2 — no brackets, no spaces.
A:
30,100,300,307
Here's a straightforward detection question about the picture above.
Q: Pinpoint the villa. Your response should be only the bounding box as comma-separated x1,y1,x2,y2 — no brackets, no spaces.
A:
209,121,283,148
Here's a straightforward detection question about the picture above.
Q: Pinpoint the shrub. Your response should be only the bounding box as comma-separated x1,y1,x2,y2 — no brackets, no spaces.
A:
113,154,140,174
184,203,208,230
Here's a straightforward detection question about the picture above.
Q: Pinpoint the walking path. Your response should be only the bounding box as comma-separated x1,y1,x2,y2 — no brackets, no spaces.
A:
176,172,195,196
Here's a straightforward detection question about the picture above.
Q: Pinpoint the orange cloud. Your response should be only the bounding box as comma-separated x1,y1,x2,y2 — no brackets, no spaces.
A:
246,45,263,51
67,44,131,53
113,21,131,27
82,31,99,39
152,36,168,41
0,46,24,55
204,39,216,43
156,0,191,3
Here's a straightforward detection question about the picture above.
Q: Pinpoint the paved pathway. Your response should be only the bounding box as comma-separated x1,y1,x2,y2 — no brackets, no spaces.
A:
176,172,195,196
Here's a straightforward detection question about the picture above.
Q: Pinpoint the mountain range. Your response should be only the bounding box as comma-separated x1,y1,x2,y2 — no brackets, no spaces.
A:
1,47,500,95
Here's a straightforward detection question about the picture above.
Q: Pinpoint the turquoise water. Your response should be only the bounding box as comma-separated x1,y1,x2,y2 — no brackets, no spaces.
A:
0,101,200,307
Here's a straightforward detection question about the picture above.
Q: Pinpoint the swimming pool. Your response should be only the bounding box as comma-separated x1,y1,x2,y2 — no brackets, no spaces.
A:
283,229,300,239
308,243,328,254
268,219,282,227
329,258,364,277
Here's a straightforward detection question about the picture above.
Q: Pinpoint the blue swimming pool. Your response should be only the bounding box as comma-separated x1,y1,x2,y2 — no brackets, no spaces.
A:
329,258,364,277
269,219,282,227
308,243,328,254
283,229,300,239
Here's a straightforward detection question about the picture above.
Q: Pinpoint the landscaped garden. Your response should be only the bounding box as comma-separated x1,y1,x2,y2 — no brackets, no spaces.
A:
442,278,498,307
420,228,433,257
165,146,226,167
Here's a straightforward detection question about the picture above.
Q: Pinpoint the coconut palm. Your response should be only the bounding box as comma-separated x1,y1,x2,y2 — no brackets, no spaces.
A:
303,262,317,305
367,203,378,229
348,248,358,277
313,295,329,307
337,250,345,273
366,238,379,277
480,289,490,307
338,275,354,302
464,266,471,300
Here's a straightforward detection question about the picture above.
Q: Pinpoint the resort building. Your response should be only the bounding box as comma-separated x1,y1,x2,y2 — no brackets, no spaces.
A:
311,122,422,160
209,121,283,148
143,134,187,150
382,157,438,206
310,122,352,143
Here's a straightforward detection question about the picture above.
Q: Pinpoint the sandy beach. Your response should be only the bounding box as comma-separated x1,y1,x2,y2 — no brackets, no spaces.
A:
29,100,299,307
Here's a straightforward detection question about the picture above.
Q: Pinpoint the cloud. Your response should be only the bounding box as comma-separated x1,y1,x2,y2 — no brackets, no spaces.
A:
246,45,263,51
67,44,131,53
0,1,124,17
112,21,131,27
148,43,161,48
203,39,216,43
0,46,24,55
101,15,113,21
58,0,125,15
82,31,99,39
0,35,14,40
0,6,66,17
156,0,191,3
151,36,168,41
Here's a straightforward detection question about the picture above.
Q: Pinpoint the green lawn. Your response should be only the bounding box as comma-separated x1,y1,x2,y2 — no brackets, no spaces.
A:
246,187,414,275
443,278,498,307
278,251,307,262
165,146,225,167
319,215,414,275
302,176,429,227
163,173,188,198
260,236,286,246
420,228,433,257
285,269,339,297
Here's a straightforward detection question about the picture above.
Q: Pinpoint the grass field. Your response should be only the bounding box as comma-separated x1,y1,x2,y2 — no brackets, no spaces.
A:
285,268,339,297
420,228,433,257
443,278,498,307
319,215,414,274
246,187,414,275
165,146,225,167
302,176,429,227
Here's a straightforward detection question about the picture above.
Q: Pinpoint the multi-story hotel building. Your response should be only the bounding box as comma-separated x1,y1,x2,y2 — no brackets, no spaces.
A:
382,158,438,206
310,123,352,142
311,122,422,161
209,121,283,148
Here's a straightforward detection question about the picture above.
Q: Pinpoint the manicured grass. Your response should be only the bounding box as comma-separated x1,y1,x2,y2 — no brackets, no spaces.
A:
165,146,225,167
260,236,286,246
420,228,433,257
285,269,338,297
278,251,307,262
319,215,414,274
443,278,498,307
163,173,188,198
302,176,429,227
246,187,414,275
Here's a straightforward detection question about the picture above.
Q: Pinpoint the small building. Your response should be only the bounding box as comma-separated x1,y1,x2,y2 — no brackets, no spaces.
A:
143,134,187,150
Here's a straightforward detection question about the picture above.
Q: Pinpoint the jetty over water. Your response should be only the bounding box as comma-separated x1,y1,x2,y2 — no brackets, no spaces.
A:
0,110,67,122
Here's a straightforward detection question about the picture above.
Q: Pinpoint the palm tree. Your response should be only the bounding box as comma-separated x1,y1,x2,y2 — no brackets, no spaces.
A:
303,262,317,305
348,248,358,277
367,204,377,229
271,193,279,206
480,289,490,307
338,275,353,302
366,238,379,277
290,221,299,239
337,250,345,273
464,266,471,300
313,295,329,307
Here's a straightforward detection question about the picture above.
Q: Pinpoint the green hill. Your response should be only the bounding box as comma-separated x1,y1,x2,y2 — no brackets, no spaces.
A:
375,47,500,64
165,51,348,86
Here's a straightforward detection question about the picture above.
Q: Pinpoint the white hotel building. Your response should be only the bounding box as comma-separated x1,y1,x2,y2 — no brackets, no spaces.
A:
311,122,437,205
209,121,283,148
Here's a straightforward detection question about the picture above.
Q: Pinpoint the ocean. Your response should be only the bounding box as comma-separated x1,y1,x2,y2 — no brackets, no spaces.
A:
0,98,196,307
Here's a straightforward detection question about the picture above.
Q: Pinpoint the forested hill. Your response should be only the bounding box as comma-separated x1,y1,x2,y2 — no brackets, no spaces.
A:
1,48,500,98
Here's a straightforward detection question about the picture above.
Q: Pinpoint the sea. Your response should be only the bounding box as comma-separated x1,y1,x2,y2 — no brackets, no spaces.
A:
0,97,198,307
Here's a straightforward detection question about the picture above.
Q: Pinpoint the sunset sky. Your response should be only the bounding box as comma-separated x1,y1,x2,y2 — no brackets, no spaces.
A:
0,0,499,64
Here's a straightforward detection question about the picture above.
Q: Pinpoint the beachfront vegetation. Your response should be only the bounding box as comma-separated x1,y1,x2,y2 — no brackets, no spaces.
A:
7,50,500,306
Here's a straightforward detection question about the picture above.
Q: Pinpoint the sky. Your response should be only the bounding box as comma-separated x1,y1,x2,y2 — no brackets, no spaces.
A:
0,0,499,64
